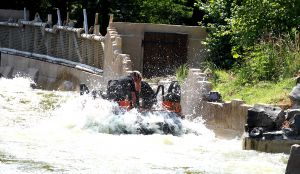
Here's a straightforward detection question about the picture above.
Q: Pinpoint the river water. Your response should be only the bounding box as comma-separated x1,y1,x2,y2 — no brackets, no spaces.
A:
0,77,288,174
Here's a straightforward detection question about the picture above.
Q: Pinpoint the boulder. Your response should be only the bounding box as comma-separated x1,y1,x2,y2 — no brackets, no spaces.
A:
289,84,300,108
283,109,300,135
286,109,300,120
247,104,285,132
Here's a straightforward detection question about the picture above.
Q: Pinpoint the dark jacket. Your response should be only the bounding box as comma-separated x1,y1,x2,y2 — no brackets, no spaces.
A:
140,81,157,109
106,75,139,107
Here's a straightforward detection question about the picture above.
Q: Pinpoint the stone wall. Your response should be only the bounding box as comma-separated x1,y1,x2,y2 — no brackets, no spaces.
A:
103,27,133,83
182,69,251,137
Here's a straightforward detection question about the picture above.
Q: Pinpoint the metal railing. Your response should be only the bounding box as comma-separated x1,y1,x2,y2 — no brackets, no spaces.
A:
0,20,105,70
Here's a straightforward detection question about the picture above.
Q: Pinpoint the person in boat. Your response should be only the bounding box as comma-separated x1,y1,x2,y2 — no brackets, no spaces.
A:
140,81,157,110
106,71,142,109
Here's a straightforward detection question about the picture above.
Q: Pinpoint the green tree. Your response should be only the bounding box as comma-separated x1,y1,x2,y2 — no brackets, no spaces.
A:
197,0,238,69
111,0,193,25
231,0,300,48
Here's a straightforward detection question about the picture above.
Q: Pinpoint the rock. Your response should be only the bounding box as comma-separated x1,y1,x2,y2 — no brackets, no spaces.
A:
289,84,300,108
283,109,300,135
286,109,300,120
247,104,285,132
286,144,300,174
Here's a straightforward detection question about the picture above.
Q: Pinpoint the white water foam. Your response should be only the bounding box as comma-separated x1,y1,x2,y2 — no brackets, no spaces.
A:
0,77,288,174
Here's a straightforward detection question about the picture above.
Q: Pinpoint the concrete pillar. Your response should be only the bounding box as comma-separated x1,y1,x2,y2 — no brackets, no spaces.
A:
286,144,300,174
181,68,212,119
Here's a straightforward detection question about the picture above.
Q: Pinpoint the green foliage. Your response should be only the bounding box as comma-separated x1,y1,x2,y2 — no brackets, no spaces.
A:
211,69,233,86
234,31,300,85
175,63,189,83
111,0,193,24
139,0,193,24
214,71,295,105
197,0,300,71
231,0,300,47
197,0,237,69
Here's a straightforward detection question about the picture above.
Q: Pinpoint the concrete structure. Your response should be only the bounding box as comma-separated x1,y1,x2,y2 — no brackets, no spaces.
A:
0,17,133,89
181,69,251,137
183,69,300,153
243,138,300,154
111,22,207,72
201,100,250,137
0,51,103,90
286,144,300,174
0,14,208,87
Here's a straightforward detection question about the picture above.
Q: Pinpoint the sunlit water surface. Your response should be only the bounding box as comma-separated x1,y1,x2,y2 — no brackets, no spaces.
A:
0,77,288,174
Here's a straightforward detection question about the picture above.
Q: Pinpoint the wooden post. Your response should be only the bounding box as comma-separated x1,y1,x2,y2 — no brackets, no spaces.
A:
94,13,100,35
109,14,114,28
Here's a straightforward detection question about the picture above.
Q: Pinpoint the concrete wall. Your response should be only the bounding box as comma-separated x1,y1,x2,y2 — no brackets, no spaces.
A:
103,27,133,83
182,69,250,137
111,22,207,71
201,100,251,137
243,137,300,154
0,52,104,90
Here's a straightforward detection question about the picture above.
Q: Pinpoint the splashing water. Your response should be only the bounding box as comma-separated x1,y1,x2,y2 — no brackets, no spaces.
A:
0,77,288,174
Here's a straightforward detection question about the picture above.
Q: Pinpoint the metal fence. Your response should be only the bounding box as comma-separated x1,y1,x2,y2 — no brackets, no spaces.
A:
0,21,105,69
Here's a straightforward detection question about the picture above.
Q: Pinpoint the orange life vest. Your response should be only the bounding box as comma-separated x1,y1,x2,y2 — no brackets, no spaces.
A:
118,100,132,111
162,101,182,114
